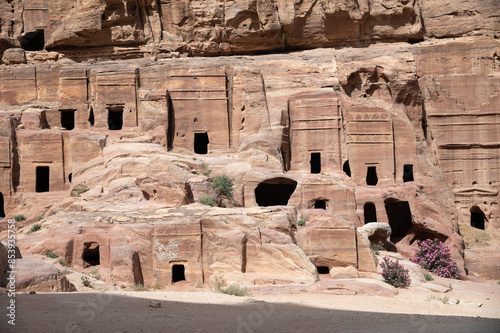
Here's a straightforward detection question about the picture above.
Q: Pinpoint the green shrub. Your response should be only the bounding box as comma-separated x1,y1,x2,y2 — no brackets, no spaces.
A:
45,251,58,259
474,231,491,246
214,276,249,296
210,175,233,198
427,295,449,304
200,163,212,177
297,215,309,227
218,284,249,296
424,273,434,281
29,223,42,233
89,269,100,280
199,195,215,207
14,214,26,221
380,257,411,288
72,187,89,197
58,259,67,267
333,84,341,92
81,276,91,287
133,283,148,291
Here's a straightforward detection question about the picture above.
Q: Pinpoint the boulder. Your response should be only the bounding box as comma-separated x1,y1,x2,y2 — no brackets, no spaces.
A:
1,259,76,292
2,48,26,64
358,222,392,243
329,266,359,279
312,279,399,297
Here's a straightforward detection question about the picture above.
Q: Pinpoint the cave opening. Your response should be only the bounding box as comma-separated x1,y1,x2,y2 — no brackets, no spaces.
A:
82,242,100,267
403,164,414,182
343,160,351,177
88,107,95,127
366,166,378,186
316,266,330,274
108,106,123,130
364,202,377,224
36,166,50,193
172,264,186,283
20,29,45,51
0,192,5,218
315,200,326,209
255,177,297,207
132,252,144,285
385,199,413,243
60,109,75,130
194,132,209,154
310,152,321,174
68,173,72,184
470,206,485,230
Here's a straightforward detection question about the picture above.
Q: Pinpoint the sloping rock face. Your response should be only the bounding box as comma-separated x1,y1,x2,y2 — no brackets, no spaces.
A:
1,258,76,292
0,0,499,286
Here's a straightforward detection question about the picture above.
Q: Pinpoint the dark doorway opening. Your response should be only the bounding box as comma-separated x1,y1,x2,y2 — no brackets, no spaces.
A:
88,107,95,127
385,200,413,242
68,173,72,184
310,152,321,174
0,192,5,218
82,242,100,267
316,266,330,274
194,132,209,154
172,264,186,283
343,160,351,177
20,29,45,51
255,177,298,207
366,166,378,186
167,95,175,150
315,200,326,209
60,110,75,130
470,206,485,230
108,106,123,130
403,164,414,182
36,166,50,192
364,202,377,224
132,251,144,285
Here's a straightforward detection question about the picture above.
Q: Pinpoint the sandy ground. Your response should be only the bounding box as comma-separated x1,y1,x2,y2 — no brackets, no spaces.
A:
1,279,499,333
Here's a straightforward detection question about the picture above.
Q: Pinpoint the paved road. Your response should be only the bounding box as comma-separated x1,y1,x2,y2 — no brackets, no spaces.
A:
1,293,499,333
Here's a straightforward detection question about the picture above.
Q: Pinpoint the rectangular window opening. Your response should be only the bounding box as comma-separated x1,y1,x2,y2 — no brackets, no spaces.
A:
172,264,186,283
366,166,378,186
108,106,123,130
60,109,75,130
403,164,414,182
36,166,50,193
315,200,326,209
310,152,321,174
194,132,209,154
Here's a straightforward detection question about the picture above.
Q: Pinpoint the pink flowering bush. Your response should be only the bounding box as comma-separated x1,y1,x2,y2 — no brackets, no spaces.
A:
411,239,460,279
371,241,385,255
379,257,411,288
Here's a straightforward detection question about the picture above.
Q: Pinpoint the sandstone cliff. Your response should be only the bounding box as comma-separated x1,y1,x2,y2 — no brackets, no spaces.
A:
0,0,499,289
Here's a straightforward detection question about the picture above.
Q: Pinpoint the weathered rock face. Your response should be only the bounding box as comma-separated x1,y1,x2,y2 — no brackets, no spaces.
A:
13,207,318,287
1,258,76,292
0,0,498,60
0,1,499,285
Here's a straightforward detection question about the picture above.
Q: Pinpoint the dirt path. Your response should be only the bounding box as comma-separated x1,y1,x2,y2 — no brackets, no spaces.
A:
1,279,499,333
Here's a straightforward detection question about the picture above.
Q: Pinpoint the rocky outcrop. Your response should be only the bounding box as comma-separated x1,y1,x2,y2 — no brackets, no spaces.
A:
0,0,498,61
1,258,76,292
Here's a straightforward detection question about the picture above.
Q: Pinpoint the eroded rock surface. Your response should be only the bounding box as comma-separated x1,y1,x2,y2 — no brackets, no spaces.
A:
0,0,499,289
